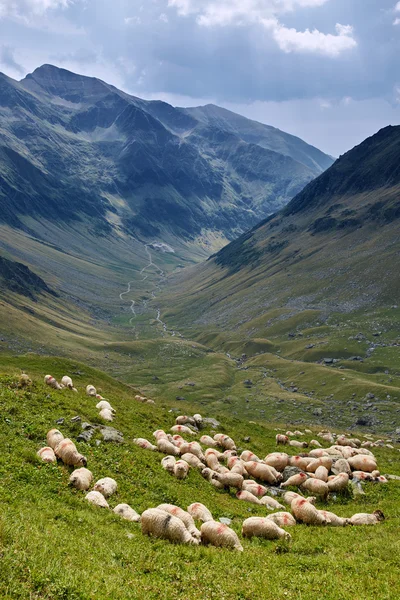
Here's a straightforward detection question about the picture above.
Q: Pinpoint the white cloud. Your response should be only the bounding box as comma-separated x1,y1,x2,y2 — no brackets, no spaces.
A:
272,22,356,56
393,17,400,25
159,13,168,22
124,16,142,25
0,0,72,20
395,2,400,12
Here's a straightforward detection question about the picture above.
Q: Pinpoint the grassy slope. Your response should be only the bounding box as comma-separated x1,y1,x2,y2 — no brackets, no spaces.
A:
1,354,400,600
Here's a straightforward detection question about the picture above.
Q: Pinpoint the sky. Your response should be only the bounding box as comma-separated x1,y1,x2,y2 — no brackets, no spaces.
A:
0,0,400,156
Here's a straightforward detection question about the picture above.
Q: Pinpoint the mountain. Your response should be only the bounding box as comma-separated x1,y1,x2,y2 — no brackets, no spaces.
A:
158,126,400,338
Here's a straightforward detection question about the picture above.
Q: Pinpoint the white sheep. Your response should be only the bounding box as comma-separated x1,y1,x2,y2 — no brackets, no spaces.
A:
349,511,385,525
157,504,201,540
348,456,377,473
175,415,196,426
276,434,289,445
171,425,196,435
181,453,204,469
55,439,87,467
113,504,141,522
259,496,286,510
179,442,204,460
327,473,349,492
306,457,333,473
319,510,349,527
314,466,329,482
99,408,114,422
133,438,157,451
173,459,190,479
264,452,289,471
242,481,268,497
240,450,261,462
46,428,64,450
193,414,203,426
281,473,308,488
213,472,243,489
93,477,117,498
153,429,168,440
201,521,243,551
201,468,224,489
69,467,93,491
266,512,297,527
236,490,262,505
61,376,77,391
37,447,56,463
289,440,308,449
187,503,213,523
300,478,329,500
157,438,180,456
86,384,97,396
242,517,291,541
44,375,62,390
161,455,177,473
85,491,109,508
283,491,316,506
213,434,236,450
288,456,309,471
200,435,218,447
171,435,185,448
244,461,281,484
291,497,327,525
141,508,199,545
96,400,115,412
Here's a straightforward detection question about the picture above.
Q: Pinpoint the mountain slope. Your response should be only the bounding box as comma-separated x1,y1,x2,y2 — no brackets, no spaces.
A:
158,126,400,337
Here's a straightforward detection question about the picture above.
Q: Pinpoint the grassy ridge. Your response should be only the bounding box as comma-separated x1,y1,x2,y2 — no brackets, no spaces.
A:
1,354,399,599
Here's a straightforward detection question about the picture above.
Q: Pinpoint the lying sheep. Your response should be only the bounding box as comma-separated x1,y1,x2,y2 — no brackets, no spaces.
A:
242,481,268,497
202,468,224,489
283,491,316,506
242,517,291,541
205,451,220,471
310,439,322,448
46,428,64,450
153,429,168,440
236,490,261,505
314,466,329,482
161,455,176,473
157,438,180,456
291,497,327,525
96,400,115,412
141,508,199,545
61,376,77,391
281,473,308,488
200,435,218,448
244,461,281,484
240,450,261,462
55,439,87,467
171,435,185,448
319,510,349,527
113,504,141,522
266,512,297,527
348,455,377,473
327,473,349,492
37,447,56,463
349,511,385,525
86,384,97,396
157,504,201,540
259,496,286,510
176,415,196,426
99,408,114,422
213,472,243,489
264,452,289,471
173,460,190,479
201,521,243,551
288,456,309,471
85,491,109,508
133,438,157,451
93,477,117,498
44,375,62,390
181,453,204,469
306,457,333,473
171,425,196,436
214,434,236,450
300,478,329,500
289,440,308,449
187,503,213,523
228,458,247,476
179,442,204,461
69,467,93,491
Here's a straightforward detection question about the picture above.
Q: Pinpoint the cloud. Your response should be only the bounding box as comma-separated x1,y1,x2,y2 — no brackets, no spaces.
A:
272,22,356,56
395,2,400,11
124,16,142,25
0,0,72,20
0,45,25,74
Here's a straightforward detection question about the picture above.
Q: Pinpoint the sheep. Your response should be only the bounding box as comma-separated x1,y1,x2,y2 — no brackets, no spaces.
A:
37,447,56,463
244,461,281,484
319,510,349,527
86,384,97,396
133,438,157,451
242,517,291,541
46,428,64,450
351,471,375,481
55,439,87,467
266,512,297,527
259,496,286,510
276,434,289,445
61,376,76,391
327,473,349,492
173,459,190,479
240,450,261,462
300,478,329,500
69,467,93,491
264,452,289,471
113,504,141,522
171,435,185,448
337,435,361,448
153,429,168,440
314,466,329,482
181,453,204,469
161,455,176,473
289,440,308,449
236,490,262,505
223,449,237,460
99,408,114,422
348,456,377,473
291,497,327,525
96,400,115,412
205,448,223,459
283,491,316,506
200,435,218,448
157,504,201,540
213,472,243,489
242,481,268,497
157,438,180,456
214,434,236,450
187,503,213,523
349,511,385,525
179,442,204,461
228,458,247,476
205,451,221,471
331,458,351,475
306,457,333,473
18,373,32,388
201,468,224,489
176,415,196,426
288,456,309,471
44,375,62,390
281,473,308,488
310,439,322,448
319,432,335,444
141,508,199,545
200,521,243,551
171,425,196,436
85,491,109,508
93,477,117,498
193,414,203,427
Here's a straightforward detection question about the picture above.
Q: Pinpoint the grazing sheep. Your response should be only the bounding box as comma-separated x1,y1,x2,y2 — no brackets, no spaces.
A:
213,472,243,489
283,491,316,506
55,439,87,467
276,434,289,445
96,400,115,412
327,473,349,492
281,473,308,488
86,384,97,396
348,456,377,473
200,435,218,448
242,481,268,497
201,521,243,552
240,450,261,462
157,504,201,540
264,452,289,471
141,508,199,545
236,490,262,505
242,517,291,541
69,467,93,491
205,451,220,471
259,496,286,510
214,434,236,450
157,438,180,456
61,376,76,391
187,503,213,523
319,510,349,527
44,375,62,390
113,504,141,522
93,477,117,498
349,510,385,525
161,455,177,473
133,438,157,451
300,478,329,500
176,415,196,426
181,453,204,469
314,466,329,482
201,468,224,489
266,512,297,527
173,460,190,480
179,442,205,461
46,428,64,450
171,425,196,436
37,447,56,463
291,497,327,525
99,408,114,422
244,461,281,484
85,491,109,508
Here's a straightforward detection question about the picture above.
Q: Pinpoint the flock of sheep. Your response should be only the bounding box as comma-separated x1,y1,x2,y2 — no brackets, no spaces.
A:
36,374,389,552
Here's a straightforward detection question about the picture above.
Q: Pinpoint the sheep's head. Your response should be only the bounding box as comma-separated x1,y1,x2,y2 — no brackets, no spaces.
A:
78,455,87,467
373,510,385,521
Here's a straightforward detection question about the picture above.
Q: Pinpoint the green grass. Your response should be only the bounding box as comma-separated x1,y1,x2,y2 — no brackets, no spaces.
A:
0,354,400,599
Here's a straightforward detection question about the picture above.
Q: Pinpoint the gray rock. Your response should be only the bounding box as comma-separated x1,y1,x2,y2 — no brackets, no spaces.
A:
203,418,221,428
77,430,94,443
176,396,186,401
323,358,334,364
313,408,323,416
56,418,65,425
219,517,232,525
100,427,124,443
282,466,304,482
70,416,81,423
